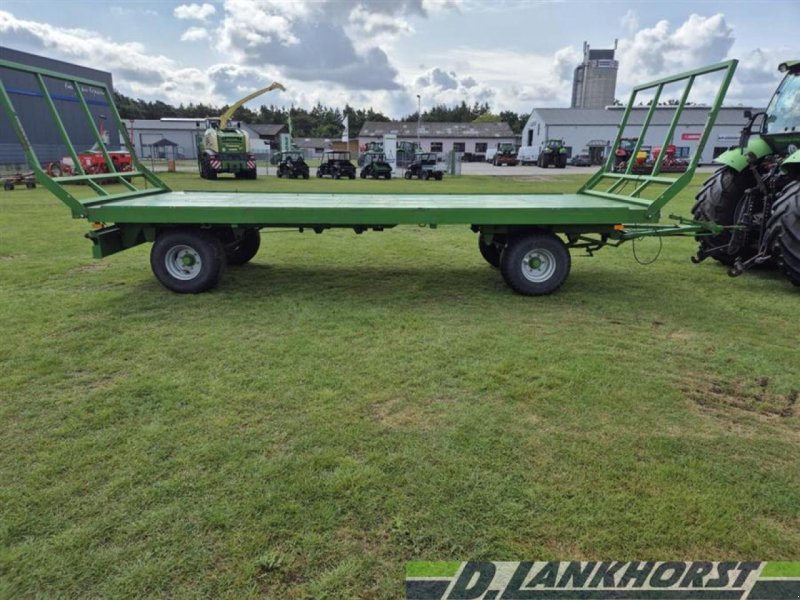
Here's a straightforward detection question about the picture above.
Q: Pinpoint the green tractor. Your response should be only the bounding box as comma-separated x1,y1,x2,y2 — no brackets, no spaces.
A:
692,60,800,286
537,139,567,168
197,82,285,180
493,143,519,166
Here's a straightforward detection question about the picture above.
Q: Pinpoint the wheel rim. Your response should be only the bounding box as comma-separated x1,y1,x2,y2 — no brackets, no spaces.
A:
165,244,202,280
520,248,556,282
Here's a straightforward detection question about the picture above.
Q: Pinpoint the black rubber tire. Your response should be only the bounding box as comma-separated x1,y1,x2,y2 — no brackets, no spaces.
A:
225,229,261,266
691,166,755,265
422,171,429,181
303,172,309,180
151,229,225,293
360,170,367,179
766,180,800,286
478,236,502,268
692,167,756,266
436,173,443,181
500,232,571,296
4,181,14,191
404,170,411,180
317,170,322,178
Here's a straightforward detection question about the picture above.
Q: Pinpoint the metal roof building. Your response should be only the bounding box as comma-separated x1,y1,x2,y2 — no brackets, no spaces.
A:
0,46,118,167
521,105,757,165
358,121,516,157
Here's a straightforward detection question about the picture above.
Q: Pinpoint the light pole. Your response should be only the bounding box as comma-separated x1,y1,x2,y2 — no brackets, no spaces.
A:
416,94,421,149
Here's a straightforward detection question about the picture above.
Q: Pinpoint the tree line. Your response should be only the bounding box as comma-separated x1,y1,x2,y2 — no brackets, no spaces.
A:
114,92,530,136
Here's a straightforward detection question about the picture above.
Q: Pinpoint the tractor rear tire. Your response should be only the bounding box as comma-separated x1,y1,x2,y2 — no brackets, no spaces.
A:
478,236,502,268
691,166,755,266
151,228,225,293
766,181,800,286
500,232,570,295
225,229,261,266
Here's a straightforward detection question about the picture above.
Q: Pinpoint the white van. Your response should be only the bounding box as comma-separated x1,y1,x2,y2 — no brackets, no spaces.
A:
516,146,537,165
485,148,498,163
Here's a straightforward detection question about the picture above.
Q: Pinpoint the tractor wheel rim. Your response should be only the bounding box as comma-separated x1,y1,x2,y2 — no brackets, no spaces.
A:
165,245,202,280
521,248,556,282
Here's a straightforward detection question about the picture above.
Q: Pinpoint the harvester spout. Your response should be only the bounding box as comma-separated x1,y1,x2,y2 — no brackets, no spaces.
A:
219,81,287,129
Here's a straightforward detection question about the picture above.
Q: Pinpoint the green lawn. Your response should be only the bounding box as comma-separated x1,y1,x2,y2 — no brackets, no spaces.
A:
1,172,798,598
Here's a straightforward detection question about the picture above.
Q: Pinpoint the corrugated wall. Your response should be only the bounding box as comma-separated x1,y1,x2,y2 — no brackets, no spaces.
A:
0,47,118,168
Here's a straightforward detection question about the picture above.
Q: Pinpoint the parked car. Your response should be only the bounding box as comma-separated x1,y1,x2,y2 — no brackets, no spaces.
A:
516,146,537,165
570,153,592,167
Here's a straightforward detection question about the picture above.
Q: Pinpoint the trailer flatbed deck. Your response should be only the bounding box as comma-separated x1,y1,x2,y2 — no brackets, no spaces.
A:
86,191,651,225
0,58,738,296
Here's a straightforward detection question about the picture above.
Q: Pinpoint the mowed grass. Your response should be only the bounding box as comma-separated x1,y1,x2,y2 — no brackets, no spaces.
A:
1,172,798,598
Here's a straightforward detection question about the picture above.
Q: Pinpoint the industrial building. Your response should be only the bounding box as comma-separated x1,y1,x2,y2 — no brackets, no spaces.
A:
571,41,619,109
0,46,118,167
358,121,516,159
521,106,753,165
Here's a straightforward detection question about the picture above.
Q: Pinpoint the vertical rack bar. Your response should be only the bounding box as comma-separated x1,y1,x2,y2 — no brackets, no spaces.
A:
73,82,137,191
35,74,108,196
651,75,695,176
624,83,664,175
0,77,86,217
99,85,169,191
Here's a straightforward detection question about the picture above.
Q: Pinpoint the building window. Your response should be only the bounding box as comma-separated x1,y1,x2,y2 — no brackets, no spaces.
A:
453,142,465,152
675,146,690,158
430,141,443,152
475,142,487,153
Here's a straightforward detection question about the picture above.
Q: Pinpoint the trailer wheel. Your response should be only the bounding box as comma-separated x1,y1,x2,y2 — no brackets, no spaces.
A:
151,229,225,293
225,229,261,266
766,181,800,286
4,181,14,191
691,166,755,265
500,232,571,295
478,236,502,268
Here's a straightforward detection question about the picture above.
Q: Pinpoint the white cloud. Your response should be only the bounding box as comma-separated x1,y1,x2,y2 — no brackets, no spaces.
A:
180,26,209,42
111,6,158,17
0,10,215,105
616,14,734,85
173,3,216,21
620,9,638,33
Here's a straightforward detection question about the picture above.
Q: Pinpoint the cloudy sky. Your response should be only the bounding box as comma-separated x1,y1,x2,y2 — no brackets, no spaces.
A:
1,0,797,117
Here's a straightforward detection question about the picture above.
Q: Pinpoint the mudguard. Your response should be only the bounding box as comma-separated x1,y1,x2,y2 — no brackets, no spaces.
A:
781,148,800,174
714,136,773,171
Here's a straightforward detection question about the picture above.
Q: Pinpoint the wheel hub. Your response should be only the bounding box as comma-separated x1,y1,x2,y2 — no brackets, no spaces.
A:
521,248,556,282
165,245,202,280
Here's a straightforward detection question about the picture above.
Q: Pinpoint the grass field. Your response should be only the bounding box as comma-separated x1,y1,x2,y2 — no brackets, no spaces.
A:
1,172,798,598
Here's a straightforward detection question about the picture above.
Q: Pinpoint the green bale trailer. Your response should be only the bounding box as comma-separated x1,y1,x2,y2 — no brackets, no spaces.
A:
0,58,751,296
